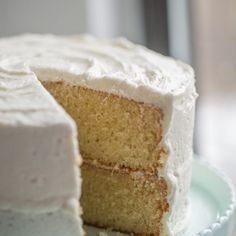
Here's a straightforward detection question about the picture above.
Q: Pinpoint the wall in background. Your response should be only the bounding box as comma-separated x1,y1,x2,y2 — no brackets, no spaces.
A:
191,0,236,200
0,0,86,36
85,0,145,44
191,0,236,98
0,0,145,45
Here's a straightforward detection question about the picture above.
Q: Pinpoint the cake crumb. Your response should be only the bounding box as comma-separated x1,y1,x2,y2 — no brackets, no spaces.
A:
116,232,125,236
98,232,108,236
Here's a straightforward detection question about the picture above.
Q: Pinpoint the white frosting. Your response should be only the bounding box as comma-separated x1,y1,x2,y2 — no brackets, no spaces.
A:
0,34,197,236
0,34,193,103
0,203,83,236
0,72,82,235
163,81,196,235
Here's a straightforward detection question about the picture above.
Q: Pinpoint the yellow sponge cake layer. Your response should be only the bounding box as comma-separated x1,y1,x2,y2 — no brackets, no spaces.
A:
81,162,168,235
42,81,166,170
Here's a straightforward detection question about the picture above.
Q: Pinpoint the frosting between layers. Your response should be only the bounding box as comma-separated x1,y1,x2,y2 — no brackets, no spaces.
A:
0,34,197,236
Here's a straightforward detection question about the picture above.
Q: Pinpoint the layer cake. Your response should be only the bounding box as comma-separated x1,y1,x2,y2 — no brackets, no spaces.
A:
0,34,197,235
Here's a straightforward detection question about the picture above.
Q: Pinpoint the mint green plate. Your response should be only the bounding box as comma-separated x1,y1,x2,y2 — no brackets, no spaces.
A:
84,158,236,236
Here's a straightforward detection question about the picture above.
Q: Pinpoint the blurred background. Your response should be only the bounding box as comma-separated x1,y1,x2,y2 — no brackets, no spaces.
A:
0,0,236,232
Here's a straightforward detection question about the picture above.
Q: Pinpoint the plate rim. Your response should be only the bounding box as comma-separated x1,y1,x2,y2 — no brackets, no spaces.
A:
193,157,236,236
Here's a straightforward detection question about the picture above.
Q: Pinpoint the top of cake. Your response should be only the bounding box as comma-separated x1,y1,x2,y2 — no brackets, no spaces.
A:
0,34,195,106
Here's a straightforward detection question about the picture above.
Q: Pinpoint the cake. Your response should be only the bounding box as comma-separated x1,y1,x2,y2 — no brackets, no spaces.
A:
0,34,197,235
0,72,83,235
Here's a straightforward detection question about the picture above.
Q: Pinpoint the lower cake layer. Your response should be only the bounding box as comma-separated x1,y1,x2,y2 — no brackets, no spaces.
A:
81,162,169,235
0,208,83,236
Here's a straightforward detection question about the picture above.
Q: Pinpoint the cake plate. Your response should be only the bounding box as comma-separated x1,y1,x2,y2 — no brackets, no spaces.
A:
84,158,236,236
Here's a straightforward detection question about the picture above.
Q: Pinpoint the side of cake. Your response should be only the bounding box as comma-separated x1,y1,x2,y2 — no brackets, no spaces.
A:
0,72,83,236
41,67,195,235
0,34,197,235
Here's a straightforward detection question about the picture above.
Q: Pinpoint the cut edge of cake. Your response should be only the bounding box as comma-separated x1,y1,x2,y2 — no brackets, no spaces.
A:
41,75,196,235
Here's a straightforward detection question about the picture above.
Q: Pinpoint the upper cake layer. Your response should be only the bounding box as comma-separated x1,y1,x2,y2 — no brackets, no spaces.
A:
0,72,81,212
0,34,195,107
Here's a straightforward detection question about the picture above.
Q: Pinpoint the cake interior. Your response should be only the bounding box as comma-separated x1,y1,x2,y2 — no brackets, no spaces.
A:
82,163,168,235
42,81,166,170
41,80,169,235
